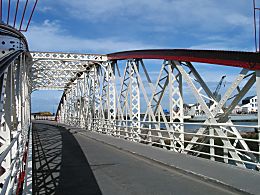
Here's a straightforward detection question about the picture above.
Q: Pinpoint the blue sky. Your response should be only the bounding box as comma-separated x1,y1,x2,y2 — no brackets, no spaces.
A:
26,0,259,113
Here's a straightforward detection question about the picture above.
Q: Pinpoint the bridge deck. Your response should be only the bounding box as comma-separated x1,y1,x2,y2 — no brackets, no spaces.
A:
32,121,258,195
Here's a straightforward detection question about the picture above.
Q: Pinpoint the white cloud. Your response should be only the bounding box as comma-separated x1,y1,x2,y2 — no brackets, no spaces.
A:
189,42,248,51
37,6,53,13
47,0,251,32
25,20,158,53
34,0,254,51
189,32,254,52
226,13,251,27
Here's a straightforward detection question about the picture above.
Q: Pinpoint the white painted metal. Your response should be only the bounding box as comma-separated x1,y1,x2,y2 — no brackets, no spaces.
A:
0,52,31,194
31,52,107,62
0,35,25,60
30,52,107,90
30,51,258,171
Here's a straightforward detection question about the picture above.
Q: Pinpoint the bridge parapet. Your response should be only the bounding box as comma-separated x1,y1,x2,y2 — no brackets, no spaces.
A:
0,24,31,194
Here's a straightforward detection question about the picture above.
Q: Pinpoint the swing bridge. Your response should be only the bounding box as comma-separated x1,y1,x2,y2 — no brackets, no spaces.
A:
1,14,260,194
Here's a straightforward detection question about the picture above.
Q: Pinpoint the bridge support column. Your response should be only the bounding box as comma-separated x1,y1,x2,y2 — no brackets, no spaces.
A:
100,62,116,135
129,60,141,141
60,96,66,123
67,90,74,126
93,66,101,132
169,61,184,151
117,60,141,141
85,71,94,131
63,95,68,125
76,75,87,128
69,88,75,126
118,61,131,139
139,60,184,151
76,79,81,127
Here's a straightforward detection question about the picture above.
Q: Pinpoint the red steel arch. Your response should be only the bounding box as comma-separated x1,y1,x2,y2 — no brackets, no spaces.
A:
108,49,260,70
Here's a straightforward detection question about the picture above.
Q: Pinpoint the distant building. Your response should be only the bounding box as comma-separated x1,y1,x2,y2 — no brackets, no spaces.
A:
232,105,242,114
31,112,53,116
186,103,204,116
241,95,258,113
31,112,55,120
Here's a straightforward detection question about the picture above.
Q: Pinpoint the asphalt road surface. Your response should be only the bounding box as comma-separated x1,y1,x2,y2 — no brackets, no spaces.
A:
33,122,242,195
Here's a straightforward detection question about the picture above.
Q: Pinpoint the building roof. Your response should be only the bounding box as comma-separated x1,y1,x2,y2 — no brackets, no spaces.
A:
243,95,256,101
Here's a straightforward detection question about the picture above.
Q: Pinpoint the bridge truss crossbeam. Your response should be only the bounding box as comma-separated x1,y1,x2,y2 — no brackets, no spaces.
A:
30,52,107,91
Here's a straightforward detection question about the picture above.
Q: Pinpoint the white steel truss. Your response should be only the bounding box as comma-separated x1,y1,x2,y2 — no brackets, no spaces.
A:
2,22,260,195
30,52,107,90
55,57,260,171
1,26,258,193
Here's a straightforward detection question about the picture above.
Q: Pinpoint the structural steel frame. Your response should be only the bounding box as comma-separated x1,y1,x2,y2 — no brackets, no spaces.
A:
2,24,260,193
51,49,260,170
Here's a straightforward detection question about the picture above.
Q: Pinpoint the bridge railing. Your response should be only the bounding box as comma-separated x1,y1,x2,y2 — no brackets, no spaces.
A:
104,119,259,169
0,24,31,194
59,116,259,169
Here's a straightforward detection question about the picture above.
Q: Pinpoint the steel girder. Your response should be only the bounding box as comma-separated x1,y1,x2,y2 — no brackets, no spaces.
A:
30,52,107,90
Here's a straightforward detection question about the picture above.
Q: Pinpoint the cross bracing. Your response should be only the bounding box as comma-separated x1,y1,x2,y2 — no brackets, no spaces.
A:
49,51,260,170
30,52,107,90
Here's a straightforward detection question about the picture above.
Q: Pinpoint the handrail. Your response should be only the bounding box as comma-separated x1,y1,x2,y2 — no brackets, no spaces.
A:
0,23,31,194
0,132,21,164
93,118,260,129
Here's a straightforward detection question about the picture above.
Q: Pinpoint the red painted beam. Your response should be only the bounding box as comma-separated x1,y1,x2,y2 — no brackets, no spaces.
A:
107,49,260,70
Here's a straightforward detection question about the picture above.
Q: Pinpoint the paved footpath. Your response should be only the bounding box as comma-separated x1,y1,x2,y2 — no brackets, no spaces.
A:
33,121,260,195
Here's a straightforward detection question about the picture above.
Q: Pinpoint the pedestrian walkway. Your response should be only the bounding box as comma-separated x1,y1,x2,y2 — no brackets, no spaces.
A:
32,122,102,195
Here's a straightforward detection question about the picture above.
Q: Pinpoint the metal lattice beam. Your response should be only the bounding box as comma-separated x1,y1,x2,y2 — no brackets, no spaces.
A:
30,52,107,90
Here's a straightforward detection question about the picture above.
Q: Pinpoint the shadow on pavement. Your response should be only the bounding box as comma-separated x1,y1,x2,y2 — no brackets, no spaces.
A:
32,122,102,195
